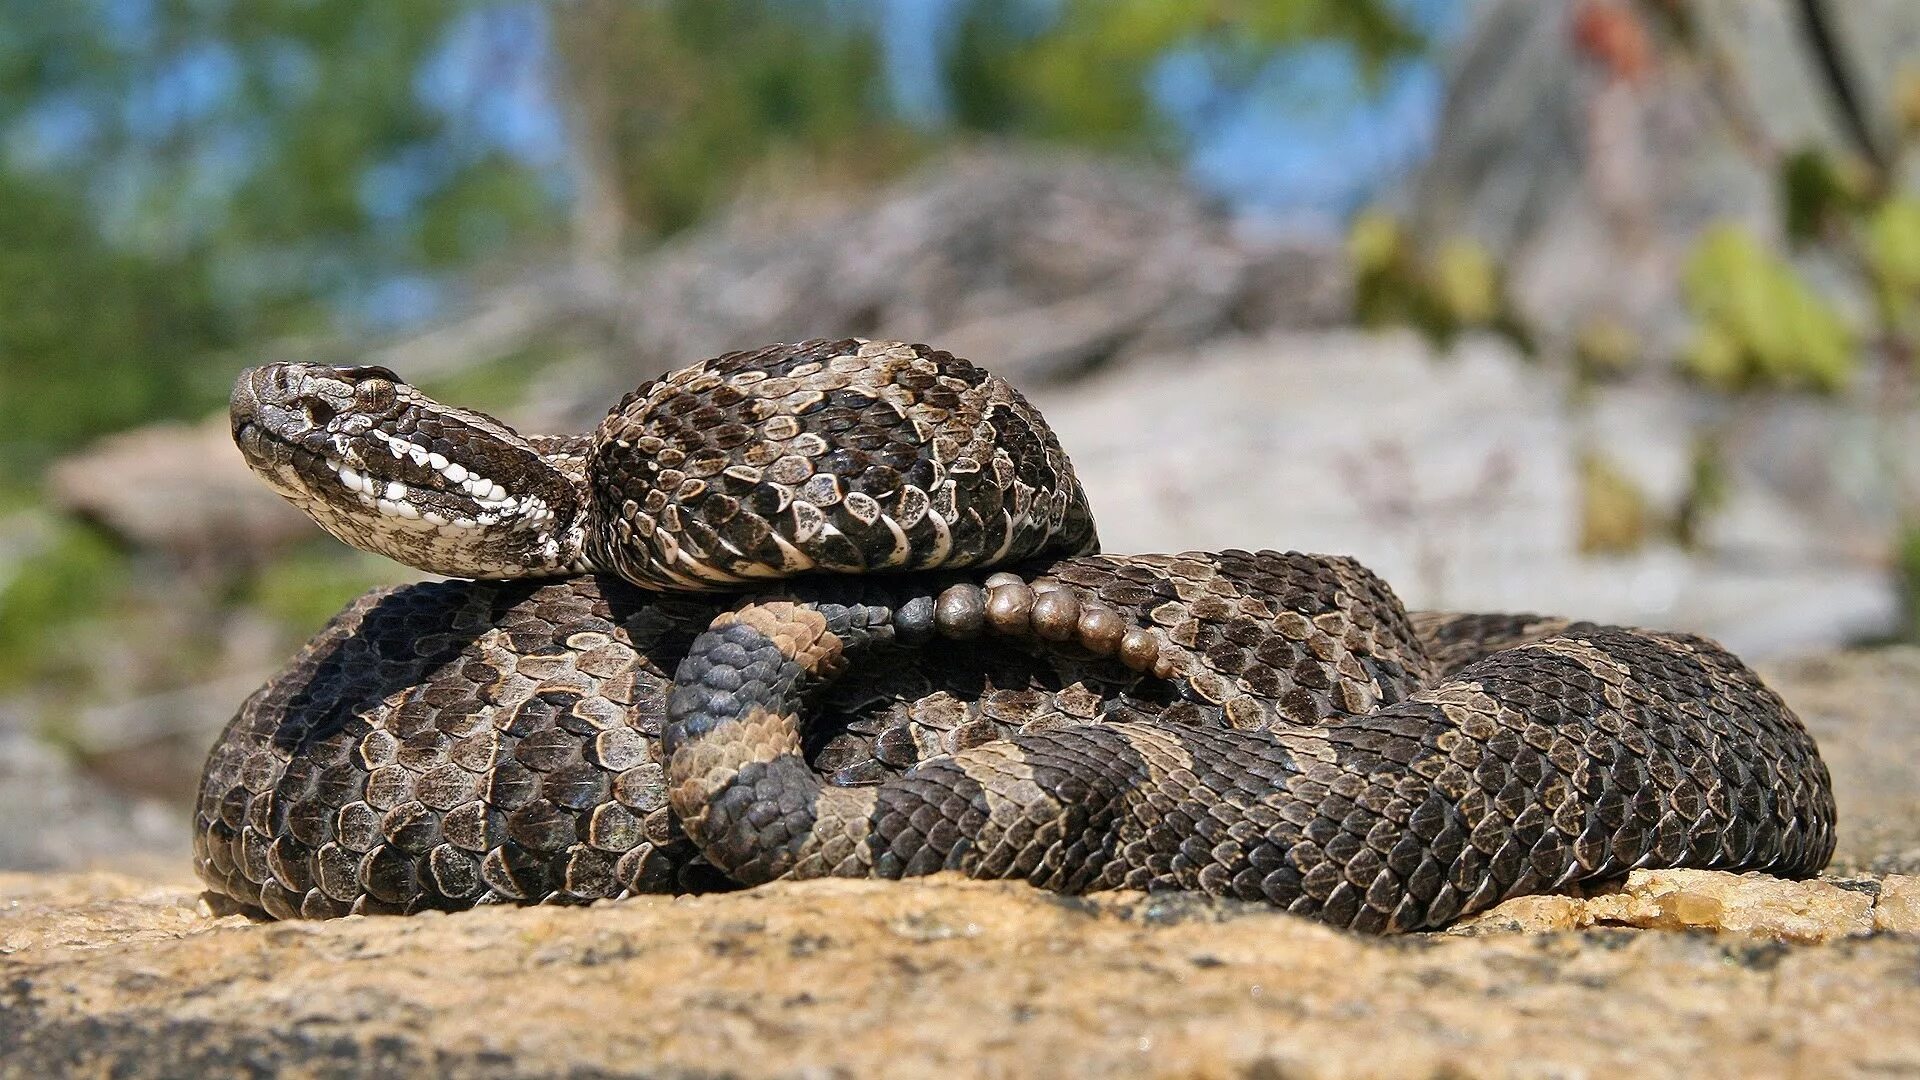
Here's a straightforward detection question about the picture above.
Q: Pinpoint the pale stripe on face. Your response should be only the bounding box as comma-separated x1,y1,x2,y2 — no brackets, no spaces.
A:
231,363,592,579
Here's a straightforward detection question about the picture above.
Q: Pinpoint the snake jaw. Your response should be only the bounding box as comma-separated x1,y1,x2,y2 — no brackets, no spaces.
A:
231,362,592,579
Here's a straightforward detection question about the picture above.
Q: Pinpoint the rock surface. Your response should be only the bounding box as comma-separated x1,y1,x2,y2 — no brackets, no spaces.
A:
45,418,312,558
1033,332,1903,658
1452,868,1909,943
4,870,1919,1078
585,149,1349,416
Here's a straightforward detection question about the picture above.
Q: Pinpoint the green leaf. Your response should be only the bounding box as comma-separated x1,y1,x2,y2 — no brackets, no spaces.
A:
1578,452,1650,555
1681,224,1855,393
944,0,1424,145
0,520,127,690
1778,147,1864,244
1865,196,1920,301
1682,324,1744,390
1347,210,1403,273
1433,238,1498,324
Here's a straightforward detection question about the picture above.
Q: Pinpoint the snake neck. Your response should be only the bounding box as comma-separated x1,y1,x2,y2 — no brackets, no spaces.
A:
231,363,597,580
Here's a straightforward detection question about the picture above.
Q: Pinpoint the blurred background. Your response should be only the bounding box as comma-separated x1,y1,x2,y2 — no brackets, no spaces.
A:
2,0,1918,874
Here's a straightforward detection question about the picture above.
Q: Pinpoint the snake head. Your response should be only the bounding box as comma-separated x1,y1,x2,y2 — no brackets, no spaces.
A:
231,363,591,579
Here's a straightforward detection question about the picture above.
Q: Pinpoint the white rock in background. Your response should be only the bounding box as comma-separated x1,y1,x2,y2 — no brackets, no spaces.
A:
1036,329,1899,658
45,419,311,559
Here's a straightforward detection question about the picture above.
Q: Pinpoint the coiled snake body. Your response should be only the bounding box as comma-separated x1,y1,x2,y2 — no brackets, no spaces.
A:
202,340,1836,932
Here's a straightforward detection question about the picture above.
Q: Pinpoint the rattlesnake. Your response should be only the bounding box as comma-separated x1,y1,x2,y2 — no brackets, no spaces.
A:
201,339,1835,932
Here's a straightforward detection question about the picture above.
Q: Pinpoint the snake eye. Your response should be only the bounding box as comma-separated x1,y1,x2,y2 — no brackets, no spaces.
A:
353,377,396,413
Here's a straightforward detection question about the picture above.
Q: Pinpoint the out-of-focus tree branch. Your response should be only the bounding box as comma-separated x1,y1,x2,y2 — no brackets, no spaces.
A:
1792,0,1887,179
548,0,637,268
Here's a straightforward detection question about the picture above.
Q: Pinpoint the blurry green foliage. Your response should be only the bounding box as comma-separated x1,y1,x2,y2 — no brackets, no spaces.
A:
553,0,1422,241
1431,239,1498,325
0,0,1437,484
1903,69,1920,139
1576,452,1650,555
0,520,127,690
1778,147,1871,244
0,169,236,464
945,0,1419,146
415,345,564,418
551,0,921,240
1776,145,1920,374
1350,211,1445,336
1680,224,1855,393
1347,208,1402,271
1899,518,1920,643
1572,316,1643,385
1348,210,1529,351
237,541,413,633
1864,196,1920,337
1582,436,1733,556
1672,433,1730,551
0,0,561,471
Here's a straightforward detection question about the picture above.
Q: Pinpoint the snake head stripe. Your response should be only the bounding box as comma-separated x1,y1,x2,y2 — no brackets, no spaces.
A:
231,362,594,579
232,339,1098,589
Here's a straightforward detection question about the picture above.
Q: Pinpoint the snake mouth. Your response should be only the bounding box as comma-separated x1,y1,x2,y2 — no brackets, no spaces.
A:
329,437,537,527
231,368,337,500
231,362,521,526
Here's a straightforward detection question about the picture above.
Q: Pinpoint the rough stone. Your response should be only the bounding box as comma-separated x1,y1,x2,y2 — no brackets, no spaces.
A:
1035,332,1902,658
5,872,1920,1079
1581,872,1876,942
603,149,1348,403
1459,869,1901,944
0,716,186,875
1877,876,1920,934
0,871,227,955
45,418,312,557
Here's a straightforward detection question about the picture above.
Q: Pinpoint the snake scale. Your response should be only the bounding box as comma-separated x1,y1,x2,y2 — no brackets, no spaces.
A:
201,339,1836,932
